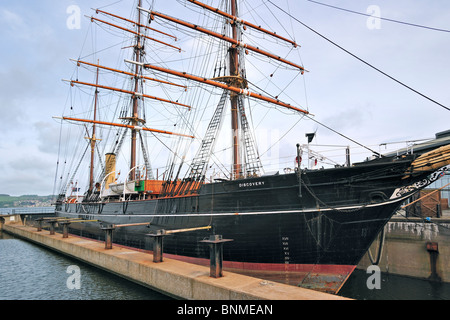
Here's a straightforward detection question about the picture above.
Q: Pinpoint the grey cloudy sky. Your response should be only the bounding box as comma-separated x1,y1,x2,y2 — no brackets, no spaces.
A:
0,0,449,196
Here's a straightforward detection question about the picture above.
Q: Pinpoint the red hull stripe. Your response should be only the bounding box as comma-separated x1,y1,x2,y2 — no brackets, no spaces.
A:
163,252,356,275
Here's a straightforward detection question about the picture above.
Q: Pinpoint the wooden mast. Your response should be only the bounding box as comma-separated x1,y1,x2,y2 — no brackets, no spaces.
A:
88,63,100,192
229,0,241,180
130,0,143,181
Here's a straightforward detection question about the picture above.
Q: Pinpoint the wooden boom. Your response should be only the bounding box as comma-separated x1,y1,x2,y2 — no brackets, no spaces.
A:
55,117,195,139
187,0,298,48
72,59,187,90
94,8,178,41
138,7,305,72
89,16,181,52
125,59,309,115
64,79,191,109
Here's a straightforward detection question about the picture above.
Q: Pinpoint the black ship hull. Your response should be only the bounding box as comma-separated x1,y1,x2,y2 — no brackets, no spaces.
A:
55,155,450,293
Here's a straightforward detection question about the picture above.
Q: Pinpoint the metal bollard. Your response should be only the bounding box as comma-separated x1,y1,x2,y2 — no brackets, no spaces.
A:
47,220,58,235
36,218,44,232
200,235,233,278
60,221,71,239
147,230,167,263
426,242,441,282
101,226,116,249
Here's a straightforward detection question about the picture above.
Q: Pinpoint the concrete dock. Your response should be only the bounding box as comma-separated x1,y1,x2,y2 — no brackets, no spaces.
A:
1,216,347,300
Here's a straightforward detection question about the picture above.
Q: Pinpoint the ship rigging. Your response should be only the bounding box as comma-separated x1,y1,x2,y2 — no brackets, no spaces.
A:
56,0,310,199
54,0,450,294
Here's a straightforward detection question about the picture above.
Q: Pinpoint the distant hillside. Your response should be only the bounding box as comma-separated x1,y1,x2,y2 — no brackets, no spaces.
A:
0,194,54,208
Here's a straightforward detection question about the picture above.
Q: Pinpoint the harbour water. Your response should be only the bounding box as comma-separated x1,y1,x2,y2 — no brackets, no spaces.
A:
0,231,170,300
338,268,450,300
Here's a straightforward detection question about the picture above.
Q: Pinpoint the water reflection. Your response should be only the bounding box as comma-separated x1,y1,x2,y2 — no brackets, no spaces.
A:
0,232,171,300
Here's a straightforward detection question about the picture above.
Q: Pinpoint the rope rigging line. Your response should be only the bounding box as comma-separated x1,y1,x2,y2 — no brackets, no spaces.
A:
368,227,385,265
300,175,370,214
306,115,382,157
267,0,450,113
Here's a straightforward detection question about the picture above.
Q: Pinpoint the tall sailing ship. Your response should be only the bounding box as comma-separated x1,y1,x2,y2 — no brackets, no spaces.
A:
54,0,450,293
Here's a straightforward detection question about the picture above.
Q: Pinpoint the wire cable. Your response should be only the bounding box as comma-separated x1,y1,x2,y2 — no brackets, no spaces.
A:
307,0,450,34
267,0,450,113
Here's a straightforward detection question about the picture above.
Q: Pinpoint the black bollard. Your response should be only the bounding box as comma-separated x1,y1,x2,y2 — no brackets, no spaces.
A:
60,221,71,239
36,218,43,232
47,220,58,235
426,242,441,282
147,230,167,263
101,225,116,249
201,235,233,278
